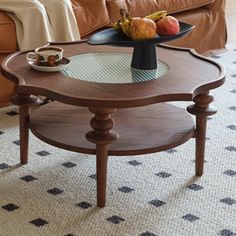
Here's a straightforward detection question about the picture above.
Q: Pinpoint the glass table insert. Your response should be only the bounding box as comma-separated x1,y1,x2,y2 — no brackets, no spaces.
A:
63,52,169,83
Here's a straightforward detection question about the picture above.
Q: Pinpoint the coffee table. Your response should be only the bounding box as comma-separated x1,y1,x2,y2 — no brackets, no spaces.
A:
1,41,225,207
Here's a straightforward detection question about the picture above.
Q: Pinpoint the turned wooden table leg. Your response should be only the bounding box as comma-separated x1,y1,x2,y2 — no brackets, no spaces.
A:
187,93,217,176
96,144,109,207
86,108,118,207
11,94,40,164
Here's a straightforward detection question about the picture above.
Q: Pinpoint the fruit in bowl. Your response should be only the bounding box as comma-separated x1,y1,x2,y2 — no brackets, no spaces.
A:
113,9,180,40
129,17,156,40
156,16,180,36
113,9,168,40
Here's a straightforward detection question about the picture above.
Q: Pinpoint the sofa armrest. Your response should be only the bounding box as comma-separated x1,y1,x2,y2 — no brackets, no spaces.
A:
0,12,18,52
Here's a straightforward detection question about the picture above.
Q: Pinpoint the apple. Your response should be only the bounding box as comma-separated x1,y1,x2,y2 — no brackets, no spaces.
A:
156,16,180,36
130,17,157,40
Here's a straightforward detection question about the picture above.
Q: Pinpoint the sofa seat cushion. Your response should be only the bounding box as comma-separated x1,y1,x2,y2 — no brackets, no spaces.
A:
0,12,17,52
106,0,215,23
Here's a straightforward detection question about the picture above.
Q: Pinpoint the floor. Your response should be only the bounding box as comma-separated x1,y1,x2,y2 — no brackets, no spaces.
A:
226,0,236,44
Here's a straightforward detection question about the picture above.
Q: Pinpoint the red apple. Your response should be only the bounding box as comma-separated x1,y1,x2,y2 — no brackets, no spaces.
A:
156,16,180,36
130,18,157,40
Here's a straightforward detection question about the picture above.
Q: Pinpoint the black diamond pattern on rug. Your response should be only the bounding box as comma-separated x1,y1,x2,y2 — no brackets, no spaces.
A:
36,151,51,156
13,140,20,145
155,171,171,178
47,188,63,195
118,186,134,193
106,215,125,224
224,170,236,176
76,202,92,209
228,106,236,111
182,214,199,222
220,197,236,205
89,174,96,180
64,234,75,236
219,229,236,236
231,89,236,94
227,125,236,130
0,131,4,135
20,175,38,182
140,231,158,236
30,218,48,227
128,160,142,166
187,183,204,191
2,203,19,212
62,162,77,168
211,55,222,59
0,163,11,170
5,111,18,116
165,148,177,153
148,199,166,208
225,146,236,152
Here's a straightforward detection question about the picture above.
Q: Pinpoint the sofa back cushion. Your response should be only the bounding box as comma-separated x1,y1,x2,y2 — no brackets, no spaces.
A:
158,0,215,13
106,0,215,24
72,0,110,37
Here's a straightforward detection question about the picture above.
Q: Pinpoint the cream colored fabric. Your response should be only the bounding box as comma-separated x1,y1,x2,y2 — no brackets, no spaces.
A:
0,0,80,50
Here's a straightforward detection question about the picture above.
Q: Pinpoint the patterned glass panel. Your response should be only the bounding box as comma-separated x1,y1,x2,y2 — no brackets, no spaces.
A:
63,52,168,84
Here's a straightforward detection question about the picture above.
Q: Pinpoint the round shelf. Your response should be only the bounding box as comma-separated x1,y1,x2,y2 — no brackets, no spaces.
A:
30,101,195,155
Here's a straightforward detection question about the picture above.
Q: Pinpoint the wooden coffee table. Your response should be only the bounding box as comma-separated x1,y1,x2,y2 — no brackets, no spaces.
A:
1,41,225,207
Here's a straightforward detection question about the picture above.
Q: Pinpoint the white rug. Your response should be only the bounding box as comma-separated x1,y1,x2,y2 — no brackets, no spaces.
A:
0,45,236,236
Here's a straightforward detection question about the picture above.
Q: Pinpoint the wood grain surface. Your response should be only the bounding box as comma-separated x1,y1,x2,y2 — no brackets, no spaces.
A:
30,101,195,155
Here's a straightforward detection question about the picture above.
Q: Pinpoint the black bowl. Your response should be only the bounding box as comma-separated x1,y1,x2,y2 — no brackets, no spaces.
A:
88,22,195,47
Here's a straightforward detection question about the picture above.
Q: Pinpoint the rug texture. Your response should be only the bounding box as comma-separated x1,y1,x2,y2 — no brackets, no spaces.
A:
0,45,236,236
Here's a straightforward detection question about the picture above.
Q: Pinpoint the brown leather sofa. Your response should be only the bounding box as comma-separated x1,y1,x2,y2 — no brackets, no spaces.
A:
0,0,227,107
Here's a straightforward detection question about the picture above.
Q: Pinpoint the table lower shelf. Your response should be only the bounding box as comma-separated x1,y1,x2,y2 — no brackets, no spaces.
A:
30,101,195,155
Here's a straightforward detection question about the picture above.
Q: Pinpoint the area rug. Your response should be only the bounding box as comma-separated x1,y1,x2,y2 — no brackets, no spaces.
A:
0,45,236,236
